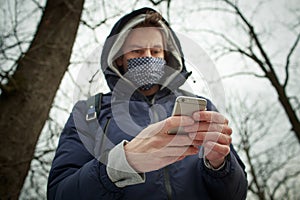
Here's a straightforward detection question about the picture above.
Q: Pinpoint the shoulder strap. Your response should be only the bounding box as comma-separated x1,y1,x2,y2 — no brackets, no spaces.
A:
86,93,103,121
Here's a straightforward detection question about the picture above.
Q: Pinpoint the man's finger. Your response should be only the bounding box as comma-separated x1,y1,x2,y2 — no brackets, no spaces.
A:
192,111,229,124
162,116,195,133
184,122,232,135
189,132,232,145
204,141,230,157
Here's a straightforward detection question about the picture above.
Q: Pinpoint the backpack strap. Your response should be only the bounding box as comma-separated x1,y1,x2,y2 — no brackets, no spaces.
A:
86,93,103,121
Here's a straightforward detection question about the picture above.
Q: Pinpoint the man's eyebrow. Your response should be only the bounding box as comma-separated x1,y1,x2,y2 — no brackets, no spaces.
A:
126,44,163,49
152,44,163,48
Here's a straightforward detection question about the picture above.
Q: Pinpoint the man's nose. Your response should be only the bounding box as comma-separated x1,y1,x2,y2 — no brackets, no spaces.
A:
142,49,152,57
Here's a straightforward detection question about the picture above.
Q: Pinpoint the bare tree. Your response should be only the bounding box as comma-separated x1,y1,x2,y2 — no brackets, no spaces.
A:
11,1,175,198
228,95,300,200
11,0,299,199
188,0,300,142
0,0,85,198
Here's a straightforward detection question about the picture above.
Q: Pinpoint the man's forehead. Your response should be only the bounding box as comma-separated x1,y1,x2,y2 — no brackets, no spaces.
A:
123,27,164,48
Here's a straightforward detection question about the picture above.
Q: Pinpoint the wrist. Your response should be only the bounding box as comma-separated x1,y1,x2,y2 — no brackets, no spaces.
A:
203,157,226,171
209,158,225,168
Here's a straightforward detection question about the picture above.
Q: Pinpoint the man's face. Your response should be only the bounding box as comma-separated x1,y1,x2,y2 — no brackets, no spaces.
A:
117,27,165,72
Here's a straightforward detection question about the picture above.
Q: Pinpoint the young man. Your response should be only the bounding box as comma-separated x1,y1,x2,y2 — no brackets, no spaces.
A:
48,7,247,200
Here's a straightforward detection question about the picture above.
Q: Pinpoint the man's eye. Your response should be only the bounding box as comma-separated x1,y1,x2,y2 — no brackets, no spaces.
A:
152,48,162,54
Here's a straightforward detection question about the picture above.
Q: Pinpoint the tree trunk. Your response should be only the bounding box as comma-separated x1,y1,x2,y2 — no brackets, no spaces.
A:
0,0,84,198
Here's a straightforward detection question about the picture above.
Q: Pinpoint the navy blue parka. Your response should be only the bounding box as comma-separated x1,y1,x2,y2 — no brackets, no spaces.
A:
47,7,248,200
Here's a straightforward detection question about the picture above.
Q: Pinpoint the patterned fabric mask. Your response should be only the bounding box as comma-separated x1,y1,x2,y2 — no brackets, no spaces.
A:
125,57,166,91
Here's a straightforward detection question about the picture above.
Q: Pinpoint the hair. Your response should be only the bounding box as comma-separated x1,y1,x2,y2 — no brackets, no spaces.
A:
134,11,163,28
133,11,169,63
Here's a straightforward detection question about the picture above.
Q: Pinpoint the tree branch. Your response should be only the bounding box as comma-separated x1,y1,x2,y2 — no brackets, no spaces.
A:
148,0,166,6
223,0,274,69
283,31,300,88
271,170,300,199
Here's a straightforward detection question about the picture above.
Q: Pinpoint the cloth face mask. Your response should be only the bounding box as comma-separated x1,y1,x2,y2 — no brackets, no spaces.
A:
125,57,166,91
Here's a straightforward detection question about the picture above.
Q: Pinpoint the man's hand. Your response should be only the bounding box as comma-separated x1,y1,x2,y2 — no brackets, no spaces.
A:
124,116,200,173
186,111,232,168
124,111,232,172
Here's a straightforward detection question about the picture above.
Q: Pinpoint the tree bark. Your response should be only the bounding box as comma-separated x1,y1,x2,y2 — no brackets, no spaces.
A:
0,0,84,198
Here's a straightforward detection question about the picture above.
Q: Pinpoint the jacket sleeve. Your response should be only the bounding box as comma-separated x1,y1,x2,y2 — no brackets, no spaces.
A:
200,98,248,199
47,102,124,200
200,145,248,200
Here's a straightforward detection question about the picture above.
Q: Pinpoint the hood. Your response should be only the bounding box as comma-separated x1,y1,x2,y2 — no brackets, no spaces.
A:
100,7,191,92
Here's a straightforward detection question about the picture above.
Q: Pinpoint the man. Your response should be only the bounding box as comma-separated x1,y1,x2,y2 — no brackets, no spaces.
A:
48,7,247,200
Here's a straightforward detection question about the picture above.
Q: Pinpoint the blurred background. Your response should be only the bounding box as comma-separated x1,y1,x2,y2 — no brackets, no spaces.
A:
1,0,300,199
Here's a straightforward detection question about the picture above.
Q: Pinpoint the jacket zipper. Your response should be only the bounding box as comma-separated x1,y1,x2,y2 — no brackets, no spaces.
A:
148,96,172,199
103,117,111,134
163,167,172,200
150,97,173,199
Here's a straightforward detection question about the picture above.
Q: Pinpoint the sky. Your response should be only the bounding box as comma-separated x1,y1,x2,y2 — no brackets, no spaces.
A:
65,0,300,118
57,2,300,199
2,0,299,198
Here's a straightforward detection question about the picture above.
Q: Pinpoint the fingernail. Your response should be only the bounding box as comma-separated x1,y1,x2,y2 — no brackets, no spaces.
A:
193,112,200,119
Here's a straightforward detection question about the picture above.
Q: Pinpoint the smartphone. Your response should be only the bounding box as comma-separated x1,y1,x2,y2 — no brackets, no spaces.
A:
168,96,207,134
